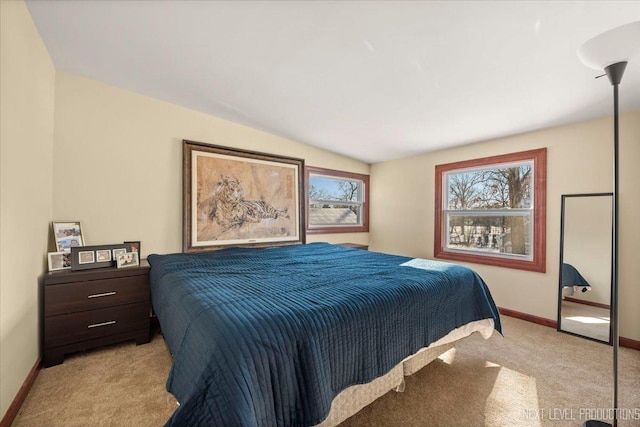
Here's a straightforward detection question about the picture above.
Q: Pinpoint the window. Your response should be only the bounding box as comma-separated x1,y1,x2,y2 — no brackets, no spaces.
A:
305,166,369,234
434,148,546,272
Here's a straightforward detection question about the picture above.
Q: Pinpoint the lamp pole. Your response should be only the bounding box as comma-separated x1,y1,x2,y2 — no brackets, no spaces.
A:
577,20,639,427
583,60,626,427
606,60,624,427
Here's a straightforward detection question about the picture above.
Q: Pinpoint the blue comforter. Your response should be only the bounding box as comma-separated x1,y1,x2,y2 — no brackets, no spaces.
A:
561,263,591,288
149,243,501,427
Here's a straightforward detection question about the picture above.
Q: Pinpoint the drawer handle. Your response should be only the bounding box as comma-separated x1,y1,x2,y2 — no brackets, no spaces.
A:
87,320,116,329
87,292,116,299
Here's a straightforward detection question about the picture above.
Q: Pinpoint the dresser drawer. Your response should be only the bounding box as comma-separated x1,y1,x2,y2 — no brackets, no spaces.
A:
45,275,149,316
44,302,150,348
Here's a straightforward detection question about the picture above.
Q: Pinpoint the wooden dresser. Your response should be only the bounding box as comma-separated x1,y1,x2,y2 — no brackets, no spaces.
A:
42,261,151,367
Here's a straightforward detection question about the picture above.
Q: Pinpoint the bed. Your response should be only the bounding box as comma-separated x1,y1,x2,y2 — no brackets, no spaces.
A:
148,242,501,426
561,262,592,296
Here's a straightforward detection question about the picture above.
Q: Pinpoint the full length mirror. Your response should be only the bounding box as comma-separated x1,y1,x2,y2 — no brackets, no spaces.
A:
557,193,613,343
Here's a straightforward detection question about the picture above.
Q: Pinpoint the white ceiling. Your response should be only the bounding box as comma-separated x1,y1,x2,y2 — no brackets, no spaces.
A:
25,1,640,164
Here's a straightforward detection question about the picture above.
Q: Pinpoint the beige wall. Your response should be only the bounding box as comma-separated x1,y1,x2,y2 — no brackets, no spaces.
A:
0,0,55,419
52,72,369,256
370,110,640,341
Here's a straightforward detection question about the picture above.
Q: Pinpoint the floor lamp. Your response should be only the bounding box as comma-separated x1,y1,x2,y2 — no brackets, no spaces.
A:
576,21,640,427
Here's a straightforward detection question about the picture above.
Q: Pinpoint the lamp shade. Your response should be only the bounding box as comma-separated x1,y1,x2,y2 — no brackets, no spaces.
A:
577,21,640,70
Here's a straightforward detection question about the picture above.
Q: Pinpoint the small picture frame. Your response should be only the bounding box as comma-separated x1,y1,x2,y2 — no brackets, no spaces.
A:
47,252,72,271
52,221,84,253
112,248,127,260
71,243,131,271
78,250,95,264
96,250,112,262
124,241,141,255
117,252,140,269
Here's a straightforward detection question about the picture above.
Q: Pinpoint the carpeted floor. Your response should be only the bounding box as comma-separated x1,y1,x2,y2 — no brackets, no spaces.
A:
12,316,640,426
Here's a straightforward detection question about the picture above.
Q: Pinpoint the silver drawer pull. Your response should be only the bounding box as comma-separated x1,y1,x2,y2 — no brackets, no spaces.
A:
87,320,116,329
87,291,116,299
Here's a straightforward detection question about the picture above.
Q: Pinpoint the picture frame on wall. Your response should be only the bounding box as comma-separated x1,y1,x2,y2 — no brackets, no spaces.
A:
47,252,72,272
52,221,84,253
182,140,305,252
70,243,131,271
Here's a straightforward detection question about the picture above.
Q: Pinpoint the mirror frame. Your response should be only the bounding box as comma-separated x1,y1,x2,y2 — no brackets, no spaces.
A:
557,192,613,345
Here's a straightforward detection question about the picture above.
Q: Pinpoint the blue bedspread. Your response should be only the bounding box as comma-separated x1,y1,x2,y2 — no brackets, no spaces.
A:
561,263,591,288
149,243,501,427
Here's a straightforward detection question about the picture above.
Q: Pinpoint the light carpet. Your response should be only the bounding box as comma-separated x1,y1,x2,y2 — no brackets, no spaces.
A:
12,316,640,426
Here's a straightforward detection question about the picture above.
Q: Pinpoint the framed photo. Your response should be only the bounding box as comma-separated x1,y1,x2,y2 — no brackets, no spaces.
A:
96,249,112,262
78,250,95,264
47,252,72,271
183,140,305,252
117,252,139,268
112,248,127,260
124,241,140,255
52,221,84,252
71,243,131,271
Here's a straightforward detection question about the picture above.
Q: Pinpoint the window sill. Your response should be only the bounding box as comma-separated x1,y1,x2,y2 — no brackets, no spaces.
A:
434,249,545,273
306,225,369,234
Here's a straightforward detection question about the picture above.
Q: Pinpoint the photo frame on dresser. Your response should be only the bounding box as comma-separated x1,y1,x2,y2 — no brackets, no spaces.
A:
116,251,139,268
47,252,72,271
124,241,140,255
182,140,305,252
70,243,132,271
52,221,84,252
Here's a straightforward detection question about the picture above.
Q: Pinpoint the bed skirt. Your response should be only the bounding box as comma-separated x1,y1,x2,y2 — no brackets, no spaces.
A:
314,318,495,427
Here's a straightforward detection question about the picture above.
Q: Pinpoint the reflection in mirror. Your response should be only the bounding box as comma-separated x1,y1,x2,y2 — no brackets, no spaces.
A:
557,193,613,344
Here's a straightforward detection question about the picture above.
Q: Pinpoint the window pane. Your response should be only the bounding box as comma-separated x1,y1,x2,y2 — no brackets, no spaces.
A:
309,175,363,227
447,162,533,210
309,175,361,202
309,203,361,226
446,214,531,257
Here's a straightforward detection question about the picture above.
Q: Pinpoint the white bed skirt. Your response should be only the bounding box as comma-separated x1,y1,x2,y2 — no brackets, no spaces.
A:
314,318,495,427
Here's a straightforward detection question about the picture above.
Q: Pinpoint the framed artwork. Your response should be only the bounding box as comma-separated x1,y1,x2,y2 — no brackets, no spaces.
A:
117,252,139,268
70,243,132,271
47,252,72,272
52,221,84,252
124,241,140,255
183,140,305,252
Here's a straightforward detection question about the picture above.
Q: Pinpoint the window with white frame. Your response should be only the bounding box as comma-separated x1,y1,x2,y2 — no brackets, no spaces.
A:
434,148,546,272
305,166,369,234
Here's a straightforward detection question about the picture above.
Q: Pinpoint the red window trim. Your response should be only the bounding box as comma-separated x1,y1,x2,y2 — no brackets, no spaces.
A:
305,166,370,234
434,148,547,273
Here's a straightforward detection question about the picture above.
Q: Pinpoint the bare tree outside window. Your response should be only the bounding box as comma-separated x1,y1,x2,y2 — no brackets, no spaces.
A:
446,164,532,255
446,164,532,256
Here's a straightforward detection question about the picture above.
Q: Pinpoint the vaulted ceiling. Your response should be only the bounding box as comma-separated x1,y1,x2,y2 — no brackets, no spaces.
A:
26,1,640,163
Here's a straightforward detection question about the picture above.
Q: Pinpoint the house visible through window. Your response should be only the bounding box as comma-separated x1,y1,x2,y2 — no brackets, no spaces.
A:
434,148,546,272
305,166,369,234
